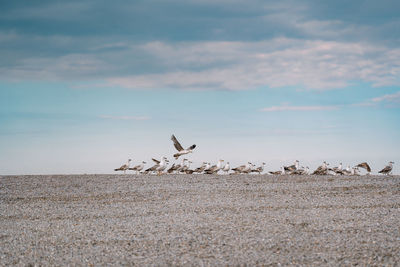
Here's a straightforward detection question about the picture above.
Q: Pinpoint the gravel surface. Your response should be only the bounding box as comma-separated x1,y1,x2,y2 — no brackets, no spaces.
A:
1,174,399,266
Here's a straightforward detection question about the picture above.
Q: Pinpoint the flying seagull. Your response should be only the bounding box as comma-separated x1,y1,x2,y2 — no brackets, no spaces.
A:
114,159,132,174
171,134,196,159
379,161,394,175
356,162,372,174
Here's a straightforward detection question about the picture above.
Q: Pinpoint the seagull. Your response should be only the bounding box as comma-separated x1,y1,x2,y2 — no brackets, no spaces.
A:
155,157,169,175
183,161,195,174
232,164,246,174
176,159,189,173
167,158,187,174
251,162,266,174
241,162,253,174
144,157,165,174
356,162,372,174
269,170,281,175
171,134,196,160
222,162,230,174
312,161,329,175
351,166,360,176
193,162,207,174
291,166,307,175
284,160,299,172
114,159,132,174
379,161,394,175
129,161,146,174
203,162,211,171
341,165,351,175
180,160,192,173
232,162,252,174
204,160,224,174
330,163,344,175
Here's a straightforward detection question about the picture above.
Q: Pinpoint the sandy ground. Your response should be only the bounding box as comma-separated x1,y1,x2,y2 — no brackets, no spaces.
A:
1,174,399,266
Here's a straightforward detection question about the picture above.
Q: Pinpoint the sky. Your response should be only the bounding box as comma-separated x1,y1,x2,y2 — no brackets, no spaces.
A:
0,0,399,174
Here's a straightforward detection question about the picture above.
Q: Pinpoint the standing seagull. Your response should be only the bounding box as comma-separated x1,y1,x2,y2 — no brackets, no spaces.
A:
312,161,329,175
284,160,299,172
379,161,394,175
171,134,196,159
144,158,164,174
129,161,146,174
193,162,207,174
204,160,224,174
167,158,187,174
114,159,132,174
222,162,230,174
156,157,169,175
252,162,266,174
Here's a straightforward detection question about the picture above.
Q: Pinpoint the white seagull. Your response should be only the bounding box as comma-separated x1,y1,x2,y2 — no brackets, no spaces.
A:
171,134,196,159
155,157,169,175
193,162,207,173
114,159,132,174
145,157,167,175
204,160,224,174
251,162,266,174
284,160,299,172
222,162,230,174
129,161,146,174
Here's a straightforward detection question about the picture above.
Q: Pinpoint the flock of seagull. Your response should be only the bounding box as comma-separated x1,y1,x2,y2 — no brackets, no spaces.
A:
114,135,395,176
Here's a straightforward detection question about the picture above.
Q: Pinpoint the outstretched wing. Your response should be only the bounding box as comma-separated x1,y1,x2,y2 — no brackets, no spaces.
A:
152,158,160,164
171,134,184,151
356,162,371,172
187,144,196,150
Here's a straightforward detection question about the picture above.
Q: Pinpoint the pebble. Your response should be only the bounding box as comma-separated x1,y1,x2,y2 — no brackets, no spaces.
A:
0,174,399,266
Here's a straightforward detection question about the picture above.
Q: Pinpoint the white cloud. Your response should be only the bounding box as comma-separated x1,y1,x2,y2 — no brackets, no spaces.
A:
105,39,400,91
372,91,400,103
260,105,339,112
99,115,151,120
1,36,400,91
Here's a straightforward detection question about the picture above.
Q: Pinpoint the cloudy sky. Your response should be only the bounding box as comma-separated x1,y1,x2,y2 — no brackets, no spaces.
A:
1,0,399,174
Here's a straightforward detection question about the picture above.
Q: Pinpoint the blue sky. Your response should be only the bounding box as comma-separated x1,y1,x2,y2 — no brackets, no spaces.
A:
0,0,399,174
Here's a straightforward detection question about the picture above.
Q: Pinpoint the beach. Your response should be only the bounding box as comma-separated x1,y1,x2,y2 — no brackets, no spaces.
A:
1,174,399,266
